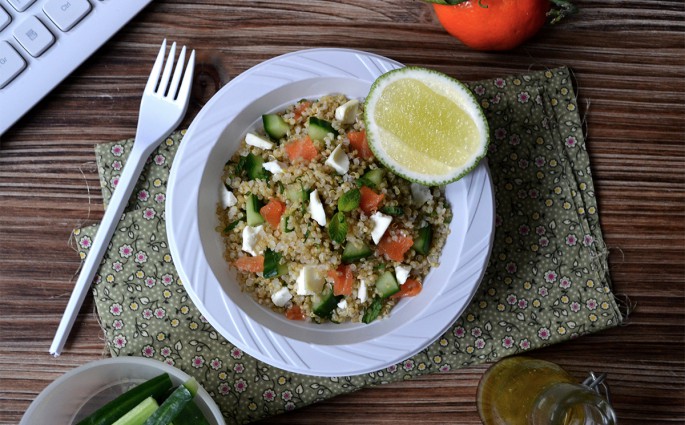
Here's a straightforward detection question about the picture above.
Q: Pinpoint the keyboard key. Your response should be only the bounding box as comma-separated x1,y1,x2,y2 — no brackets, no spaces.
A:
13,16,54,57
7,0,37,12
0,41,26,88
43,0,92,32
0,6,11,31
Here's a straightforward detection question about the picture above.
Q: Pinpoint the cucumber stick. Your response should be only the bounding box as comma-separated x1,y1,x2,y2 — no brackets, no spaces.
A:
112,397,159,425
172,400,210,425
76,373,173,425
142,378,198,425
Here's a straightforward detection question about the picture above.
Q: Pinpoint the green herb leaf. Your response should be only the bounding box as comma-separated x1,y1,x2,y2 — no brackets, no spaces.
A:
235,155,248,175
283,216,294,233
223,217,243,233
263,249,282,278
380,206,404,216
328,212,348,244
362,297,383,324
338,188,361,212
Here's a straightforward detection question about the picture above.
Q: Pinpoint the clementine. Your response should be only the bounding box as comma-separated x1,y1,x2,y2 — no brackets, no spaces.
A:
432,0,551,51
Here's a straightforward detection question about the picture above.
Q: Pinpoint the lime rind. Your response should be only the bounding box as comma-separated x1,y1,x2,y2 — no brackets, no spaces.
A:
364,66,490,187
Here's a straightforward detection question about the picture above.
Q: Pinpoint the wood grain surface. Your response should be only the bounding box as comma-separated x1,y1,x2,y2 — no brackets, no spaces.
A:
1,0,683,423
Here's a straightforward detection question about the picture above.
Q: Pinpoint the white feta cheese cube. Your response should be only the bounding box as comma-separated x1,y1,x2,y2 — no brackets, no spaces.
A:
263,160,286,174
271,287,292,307
411,182,433,206
324,144,350,175
241,225,264,256
245,132,274,150
370,211,393,244
337,299,348,310
220,185,237,209
296,265,325,295
395,265,411,285
309,189,327,226
335,99,360,124
357,279,368,303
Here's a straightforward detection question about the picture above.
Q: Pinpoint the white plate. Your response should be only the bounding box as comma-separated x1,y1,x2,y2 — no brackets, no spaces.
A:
21,357,224,425
166,48,494,377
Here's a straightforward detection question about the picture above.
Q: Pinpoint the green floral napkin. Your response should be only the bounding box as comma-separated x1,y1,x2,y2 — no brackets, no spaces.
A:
74,67,622,424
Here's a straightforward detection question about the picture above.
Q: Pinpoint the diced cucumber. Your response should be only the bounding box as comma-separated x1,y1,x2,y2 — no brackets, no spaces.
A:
312,285,343,318
357,168,384,189
375,271,400,299
246,194,265,226
262,114,289,140
285,183,308,203
112,397,159,425
245,153,269,180
362,297,383,324
341,240,372,264
142,379,195,425
308,117,336,141
412,225,433,255
76,373,173,425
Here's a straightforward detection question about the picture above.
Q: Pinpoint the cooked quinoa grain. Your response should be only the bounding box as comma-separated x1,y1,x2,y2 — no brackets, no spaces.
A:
217,95,451,323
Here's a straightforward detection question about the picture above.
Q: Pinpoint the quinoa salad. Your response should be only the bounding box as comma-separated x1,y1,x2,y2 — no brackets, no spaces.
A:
216,94,452,324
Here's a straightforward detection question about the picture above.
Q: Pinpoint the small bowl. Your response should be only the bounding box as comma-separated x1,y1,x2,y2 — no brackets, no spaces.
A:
21,357,224,425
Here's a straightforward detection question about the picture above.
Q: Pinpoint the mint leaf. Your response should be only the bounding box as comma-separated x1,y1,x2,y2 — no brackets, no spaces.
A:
338,188,360,212
328,212,348,244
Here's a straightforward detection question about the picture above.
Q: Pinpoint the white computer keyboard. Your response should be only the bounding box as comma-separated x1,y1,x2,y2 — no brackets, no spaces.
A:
0,0,152,135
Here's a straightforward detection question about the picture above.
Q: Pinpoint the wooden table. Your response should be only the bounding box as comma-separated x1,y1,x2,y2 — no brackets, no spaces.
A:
1,1,683,423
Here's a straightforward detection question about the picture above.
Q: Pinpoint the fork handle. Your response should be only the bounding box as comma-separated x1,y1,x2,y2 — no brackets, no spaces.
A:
49,142,154,356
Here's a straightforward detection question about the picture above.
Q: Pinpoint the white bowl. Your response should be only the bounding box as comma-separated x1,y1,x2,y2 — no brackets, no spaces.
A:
21,357,224,425
166,48,495,376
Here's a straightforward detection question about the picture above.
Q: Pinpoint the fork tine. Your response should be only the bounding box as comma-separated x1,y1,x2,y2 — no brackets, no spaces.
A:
176,49,195,104
144,39,167,93
167,45,187,99
157,41,177,96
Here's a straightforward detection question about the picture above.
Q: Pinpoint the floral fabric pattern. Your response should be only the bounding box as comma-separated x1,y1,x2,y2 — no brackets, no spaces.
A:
75,67,621,424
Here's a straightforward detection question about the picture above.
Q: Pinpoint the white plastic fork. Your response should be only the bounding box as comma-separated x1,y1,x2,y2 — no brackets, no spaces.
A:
50,39,195,356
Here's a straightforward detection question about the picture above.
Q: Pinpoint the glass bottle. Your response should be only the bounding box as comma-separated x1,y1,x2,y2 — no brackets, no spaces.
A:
477,356,617,425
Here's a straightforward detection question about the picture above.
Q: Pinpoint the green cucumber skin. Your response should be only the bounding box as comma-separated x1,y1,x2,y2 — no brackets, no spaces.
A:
76,373,173,425
142,385,193,425
308,117,336,141
413,225,433,255
246,194,265,226
262,114,289,140
341,241,372,264
171,401,210,425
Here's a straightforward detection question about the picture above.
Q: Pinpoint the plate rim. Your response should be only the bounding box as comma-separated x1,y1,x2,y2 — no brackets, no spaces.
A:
166,47,495,376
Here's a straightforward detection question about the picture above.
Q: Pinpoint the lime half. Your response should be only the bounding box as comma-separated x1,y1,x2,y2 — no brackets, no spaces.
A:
364,67,489,186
